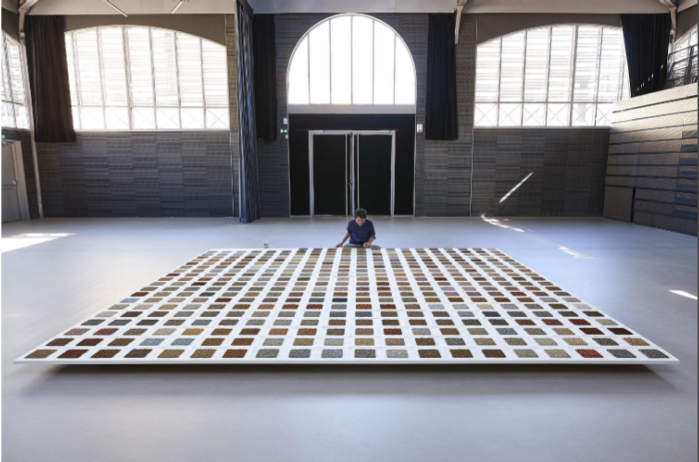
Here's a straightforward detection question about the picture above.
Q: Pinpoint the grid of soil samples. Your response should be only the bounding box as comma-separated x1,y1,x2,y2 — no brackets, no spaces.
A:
17,248,676,364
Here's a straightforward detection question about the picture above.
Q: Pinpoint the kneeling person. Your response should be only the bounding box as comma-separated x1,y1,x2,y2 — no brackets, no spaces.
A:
336,209,376,248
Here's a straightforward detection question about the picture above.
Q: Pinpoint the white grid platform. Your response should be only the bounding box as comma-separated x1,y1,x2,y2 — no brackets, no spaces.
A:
16,248,677,365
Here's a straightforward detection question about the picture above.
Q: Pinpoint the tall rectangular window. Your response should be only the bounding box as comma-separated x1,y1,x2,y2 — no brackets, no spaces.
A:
1,32,29,129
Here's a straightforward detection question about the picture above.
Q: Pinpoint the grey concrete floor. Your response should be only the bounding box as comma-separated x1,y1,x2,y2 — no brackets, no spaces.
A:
2,217,697,462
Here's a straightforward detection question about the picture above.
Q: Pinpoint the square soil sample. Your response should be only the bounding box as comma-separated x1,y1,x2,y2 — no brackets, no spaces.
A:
418,349,441,358
191,349,216,359
92,349,120,359
26,349,56,359
223,349,247,358
450,349,473,358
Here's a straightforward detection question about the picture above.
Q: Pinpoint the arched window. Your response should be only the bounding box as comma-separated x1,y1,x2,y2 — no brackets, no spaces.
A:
1,32,29,129
65,26,229,131
475,25,629,127
287,14,416,112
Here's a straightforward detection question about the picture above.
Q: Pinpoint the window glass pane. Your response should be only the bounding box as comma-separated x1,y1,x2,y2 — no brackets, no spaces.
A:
548,26,574,102
132,107,155,129
374,21,395,104
64,34,79,106
394,39,415,104
1,102,15,127
151,29,179,107
523,28,549,102
74,29,103,106
621,65,630,100
595,103,613,126
202,40,228,107
177,33,204,107
80,107,105,129
475,39,500,102
572,103,595,126
500,32,525,102
498,103,522,126
181,107,205,129
6,37,25,104
126,27,154,106
206,108,229,129
597,28,625,102
288,36,309,104
352,16,373,104
523,103,546,126
330,16,351,104
156,107,180,129
14,104,28,129
546,103,570,126
1,36,11,103
71,106,81,129
309,21,330,104
475,103,497,126
573,26,601,103
105,107,129,130
99,28,128,107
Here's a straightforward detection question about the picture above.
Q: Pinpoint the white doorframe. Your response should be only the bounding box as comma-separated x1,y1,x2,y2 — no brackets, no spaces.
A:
309,130,395,217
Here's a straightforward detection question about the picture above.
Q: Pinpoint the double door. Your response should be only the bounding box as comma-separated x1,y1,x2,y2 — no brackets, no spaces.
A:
310,130,395,217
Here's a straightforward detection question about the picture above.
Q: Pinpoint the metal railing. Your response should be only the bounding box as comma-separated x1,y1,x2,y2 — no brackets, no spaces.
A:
665,44,698,88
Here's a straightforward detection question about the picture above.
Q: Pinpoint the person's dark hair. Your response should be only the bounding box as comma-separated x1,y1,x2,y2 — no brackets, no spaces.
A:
354,208,367,219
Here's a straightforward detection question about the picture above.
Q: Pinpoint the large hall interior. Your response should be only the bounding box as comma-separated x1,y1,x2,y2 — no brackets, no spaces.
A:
1,0,697,461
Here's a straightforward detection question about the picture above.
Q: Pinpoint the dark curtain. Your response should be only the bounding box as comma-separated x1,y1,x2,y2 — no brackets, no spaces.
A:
236,0,262,223
253,15,277,141
621,14,672,97
425,13,458,140
24,16,75,142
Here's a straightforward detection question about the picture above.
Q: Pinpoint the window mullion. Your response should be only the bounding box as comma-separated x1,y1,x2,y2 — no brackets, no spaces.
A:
521,30,527,126
350,15,353,105
371,20,375,104
569,25,579,126
199,37,206,128
544,27,552,126
392,33,397,105
496,38,502,126
328,19,332,104
593,27,603,126
3,34,16,127
97,28,108,128
70,33,82,129
173,33,182,129
122,27,133,130
148,28,157,129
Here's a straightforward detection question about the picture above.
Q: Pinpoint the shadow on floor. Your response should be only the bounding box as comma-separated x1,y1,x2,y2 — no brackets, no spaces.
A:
13,363,680,398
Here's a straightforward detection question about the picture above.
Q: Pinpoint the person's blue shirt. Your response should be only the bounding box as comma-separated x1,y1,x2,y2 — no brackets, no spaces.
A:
347,219,376,245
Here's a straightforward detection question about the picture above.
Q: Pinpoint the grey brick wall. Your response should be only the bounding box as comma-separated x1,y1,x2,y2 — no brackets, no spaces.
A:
472,128,610,216
36,132,232,217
